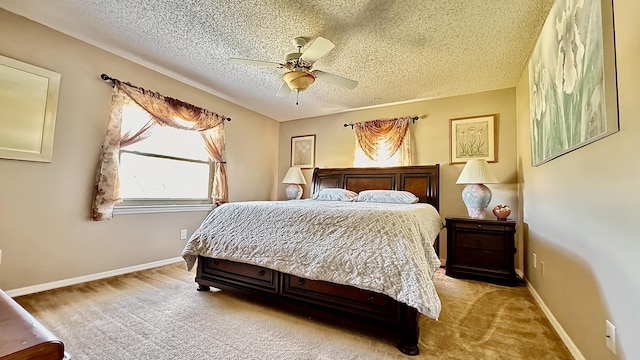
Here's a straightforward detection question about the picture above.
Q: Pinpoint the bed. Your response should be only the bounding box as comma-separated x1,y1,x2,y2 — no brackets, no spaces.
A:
182,165,442,355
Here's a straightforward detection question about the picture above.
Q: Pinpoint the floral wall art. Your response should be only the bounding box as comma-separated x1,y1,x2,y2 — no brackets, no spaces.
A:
449,115,496,164
529,0,619,166
290,134,315,168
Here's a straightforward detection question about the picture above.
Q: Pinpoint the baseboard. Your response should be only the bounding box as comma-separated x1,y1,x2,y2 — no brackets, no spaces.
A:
526,279,585,360
6,257,184,298
515,268,524,279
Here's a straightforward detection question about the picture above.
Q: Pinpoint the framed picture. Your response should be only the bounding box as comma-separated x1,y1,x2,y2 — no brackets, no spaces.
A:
0,55,61,162
528,0,619,166
290,134,316,168
450,115,497,164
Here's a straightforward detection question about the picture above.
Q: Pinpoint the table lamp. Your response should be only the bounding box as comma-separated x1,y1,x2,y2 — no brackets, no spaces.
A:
282,167,307,200
456,159,499,219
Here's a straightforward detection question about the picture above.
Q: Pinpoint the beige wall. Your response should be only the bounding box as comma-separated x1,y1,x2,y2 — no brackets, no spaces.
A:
0,10,279,291
279,89,519,261
515,0,639,358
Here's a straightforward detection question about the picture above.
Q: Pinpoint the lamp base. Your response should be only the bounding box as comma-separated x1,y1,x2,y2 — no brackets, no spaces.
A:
285,184,303,200
461,184,492,219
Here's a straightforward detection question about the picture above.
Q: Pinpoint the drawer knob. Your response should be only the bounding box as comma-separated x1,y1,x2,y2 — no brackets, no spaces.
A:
368,295,376,302
257,270,266,276
297,279,306,286
213,260,219,266
477,224,482,228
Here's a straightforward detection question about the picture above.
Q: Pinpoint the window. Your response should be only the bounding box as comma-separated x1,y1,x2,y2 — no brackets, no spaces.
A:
93,80,228,221
117,104,212,205
352,117,412,167
354,138,402,167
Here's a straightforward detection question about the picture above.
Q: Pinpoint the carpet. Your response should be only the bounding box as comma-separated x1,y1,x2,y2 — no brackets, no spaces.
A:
15,263,573,359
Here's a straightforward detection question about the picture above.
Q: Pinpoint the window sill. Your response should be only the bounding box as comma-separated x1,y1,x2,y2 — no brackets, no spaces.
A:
114,204,215,215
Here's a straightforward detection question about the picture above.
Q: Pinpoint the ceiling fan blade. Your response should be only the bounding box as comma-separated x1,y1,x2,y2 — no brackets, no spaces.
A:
300,37,335,64
314,71,358,90
276,82,291,97
229,58,283,68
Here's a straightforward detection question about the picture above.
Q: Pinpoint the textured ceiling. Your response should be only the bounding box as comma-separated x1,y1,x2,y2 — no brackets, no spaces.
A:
1,0,554,121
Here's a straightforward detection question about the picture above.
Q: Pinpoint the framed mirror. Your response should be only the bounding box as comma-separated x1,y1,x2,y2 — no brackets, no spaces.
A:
0,55,61,162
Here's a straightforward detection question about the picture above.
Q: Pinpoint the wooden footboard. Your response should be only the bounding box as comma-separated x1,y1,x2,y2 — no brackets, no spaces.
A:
195,256,420,355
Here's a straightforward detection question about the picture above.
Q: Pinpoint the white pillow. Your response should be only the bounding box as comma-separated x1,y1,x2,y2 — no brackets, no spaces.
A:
312,188,359,202
356,190,419,204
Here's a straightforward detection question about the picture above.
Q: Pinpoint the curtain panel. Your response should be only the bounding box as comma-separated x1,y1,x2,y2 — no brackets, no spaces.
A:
354,117,412,166
201,128,228,204
91,81,229,221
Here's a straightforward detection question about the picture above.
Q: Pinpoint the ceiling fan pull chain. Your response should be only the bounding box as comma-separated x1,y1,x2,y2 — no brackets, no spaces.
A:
296,89,300,105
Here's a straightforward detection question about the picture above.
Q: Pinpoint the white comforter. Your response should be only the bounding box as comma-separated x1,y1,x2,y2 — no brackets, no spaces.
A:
181,200,444,319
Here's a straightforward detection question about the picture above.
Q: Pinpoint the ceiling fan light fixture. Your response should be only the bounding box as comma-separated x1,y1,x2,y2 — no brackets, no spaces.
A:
230,36,356,105
282,70,315,92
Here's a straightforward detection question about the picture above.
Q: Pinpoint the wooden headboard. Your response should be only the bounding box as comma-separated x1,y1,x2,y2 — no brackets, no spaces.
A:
311,165,440,211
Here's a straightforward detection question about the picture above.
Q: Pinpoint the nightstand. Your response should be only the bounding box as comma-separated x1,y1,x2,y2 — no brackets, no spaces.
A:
445,217,517,286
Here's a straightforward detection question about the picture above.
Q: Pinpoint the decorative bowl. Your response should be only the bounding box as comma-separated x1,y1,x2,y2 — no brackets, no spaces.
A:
492,204,511,220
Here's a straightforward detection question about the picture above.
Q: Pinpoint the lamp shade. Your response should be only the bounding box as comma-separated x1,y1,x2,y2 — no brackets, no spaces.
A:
282,167,307,185
456,159,499,184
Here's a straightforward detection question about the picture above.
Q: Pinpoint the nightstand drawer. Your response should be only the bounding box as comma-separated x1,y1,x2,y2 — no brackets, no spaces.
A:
451,221,507,232
456,232,503,251
455,248,505,268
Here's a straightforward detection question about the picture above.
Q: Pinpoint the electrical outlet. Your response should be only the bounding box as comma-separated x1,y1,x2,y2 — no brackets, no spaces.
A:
540,261,545,277
533,253,537,269
606,320,616,354
180,229,188,240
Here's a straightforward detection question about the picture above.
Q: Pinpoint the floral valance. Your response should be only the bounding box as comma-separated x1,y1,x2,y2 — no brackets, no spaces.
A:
113,80,228,131
354,117,411,161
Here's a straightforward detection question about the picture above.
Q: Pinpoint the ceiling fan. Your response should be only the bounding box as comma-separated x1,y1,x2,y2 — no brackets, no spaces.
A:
230,36,358,105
